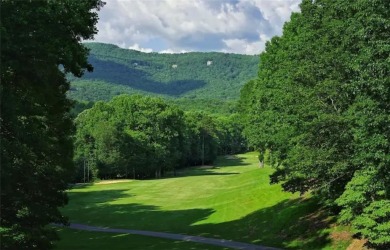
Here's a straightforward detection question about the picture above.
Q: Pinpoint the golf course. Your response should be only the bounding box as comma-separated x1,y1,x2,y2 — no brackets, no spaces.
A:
54,152,352,250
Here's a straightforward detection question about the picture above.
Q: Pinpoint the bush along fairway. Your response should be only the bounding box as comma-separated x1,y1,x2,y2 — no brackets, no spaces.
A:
55,152,353,250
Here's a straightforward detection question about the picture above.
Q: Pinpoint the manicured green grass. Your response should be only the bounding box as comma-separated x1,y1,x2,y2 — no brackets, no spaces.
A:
55,228,227,250
55,152,352,249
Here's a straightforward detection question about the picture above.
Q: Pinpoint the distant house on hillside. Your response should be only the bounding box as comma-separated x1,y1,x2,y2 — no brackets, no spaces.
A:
172,64,178,69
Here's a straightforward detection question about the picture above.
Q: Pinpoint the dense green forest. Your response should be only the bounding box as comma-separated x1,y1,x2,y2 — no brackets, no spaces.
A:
240,0,389,248
72,97,237,117
74,95,246,181
68,42,259,101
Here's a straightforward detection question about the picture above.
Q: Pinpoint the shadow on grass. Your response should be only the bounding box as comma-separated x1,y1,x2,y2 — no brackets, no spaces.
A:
68,183,94,189
173,168,239,178
77,203,215,231
65,190,216,234
213,156,251,168
63,189,333,249
193,197,333,250
67,189,132,204
55,227,227,250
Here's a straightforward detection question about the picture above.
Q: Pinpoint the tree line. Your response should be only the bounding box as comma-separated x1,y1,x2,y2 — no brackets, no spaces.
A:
74,94,247,181
239,0,389,248
71,92,238,116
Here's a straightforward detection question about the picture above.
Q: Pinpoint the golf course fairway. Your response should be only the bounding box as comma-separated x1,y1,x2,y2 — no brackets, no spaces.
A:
55,152,352,249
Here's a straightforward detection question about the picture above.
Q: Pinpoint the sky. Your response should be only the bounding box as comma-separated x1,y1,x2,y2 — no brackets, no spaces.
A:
92,0,301,55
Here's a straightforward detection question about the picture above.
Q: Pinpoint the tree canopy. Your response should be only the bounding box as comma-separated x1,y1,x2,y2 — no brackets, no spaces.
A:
0,0,104,248
240,0,389,248
73,95,246,181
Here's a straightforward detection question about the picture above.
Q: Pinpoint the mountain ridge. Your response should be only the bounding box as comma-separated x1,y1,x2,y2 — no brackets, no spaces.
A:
68,42,259,102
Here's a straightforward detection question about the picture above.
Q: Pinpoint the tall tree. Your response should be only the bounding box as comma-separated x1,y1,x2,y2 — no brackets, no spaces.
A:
215,114,247,155
74,95,187,179
240,0,389,247
0,0,104,248
183,112,219,166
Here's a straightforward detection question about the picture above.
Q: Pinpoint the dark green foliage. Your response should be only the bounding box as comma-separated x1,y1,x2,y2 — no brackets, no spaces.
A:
168,98,238,115
182,111,219,167
70,100,94,116
240,0,389,247
73,95,244,180
0,0,104,248
215,114,248,155
337,169,390,248
68,42,259,101
70,93,238,117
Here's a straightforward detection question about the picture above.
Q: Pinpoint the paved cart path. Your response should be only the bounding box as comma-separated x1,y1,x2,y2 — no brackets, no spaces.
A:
57,223,282,250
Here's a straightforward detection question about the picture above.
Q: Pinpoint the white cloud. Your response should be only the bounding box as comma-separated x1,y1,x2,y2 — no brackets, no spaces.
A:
248,0,301,35
92,0,301,54
159,48,191,54
128,43,153,53
222,38,264,55
221,33,272,55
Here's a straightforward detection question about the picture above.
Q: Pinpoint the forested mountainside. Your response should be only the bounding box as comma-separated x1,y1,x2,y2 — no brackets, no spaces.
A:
68,42,259,101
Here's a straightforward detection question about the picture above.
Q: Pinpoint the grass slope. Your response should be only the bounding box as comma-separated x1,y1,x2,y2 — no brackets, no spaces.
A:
55,152,352,250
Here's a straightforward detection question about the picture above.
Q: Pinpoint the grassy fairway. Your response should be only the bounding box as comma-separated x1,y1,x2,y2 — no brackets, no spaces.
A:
55,152,352,249
55,228,227,250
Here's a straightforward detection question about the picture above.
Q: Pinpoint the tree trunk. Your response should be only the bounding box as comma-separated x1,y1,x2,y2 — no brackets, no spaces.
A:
259,160,264,168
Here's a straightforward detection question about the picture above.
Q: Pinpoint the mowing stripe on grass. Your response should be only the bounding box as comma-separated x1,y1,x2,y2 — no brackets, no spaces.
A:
56,223,282,250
